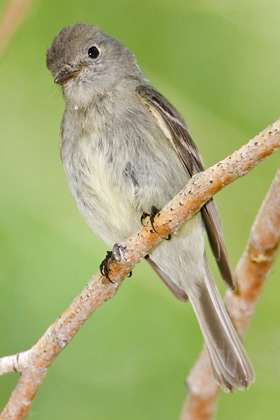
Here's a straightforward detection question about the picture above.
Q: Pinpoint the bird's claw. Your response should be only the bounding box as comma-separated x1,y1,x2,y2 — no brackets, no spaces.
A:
141,206,172,240
100,243,130,283
100,251,115,283
141,205,159,233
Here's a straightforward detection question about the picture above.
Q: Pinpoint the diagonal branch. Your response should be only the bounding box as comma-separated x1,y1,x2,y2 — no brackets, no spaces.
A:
180,168,280,420
0,119,280,419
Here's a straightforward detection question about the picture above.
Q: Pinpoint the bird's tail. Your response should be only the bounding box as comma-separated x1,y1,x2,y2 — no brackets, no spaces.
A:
188,257,255,392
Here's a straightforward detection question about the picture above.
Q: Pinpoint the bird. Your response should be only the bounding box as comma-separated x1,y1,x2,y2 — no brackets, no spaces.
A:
47,23,254,392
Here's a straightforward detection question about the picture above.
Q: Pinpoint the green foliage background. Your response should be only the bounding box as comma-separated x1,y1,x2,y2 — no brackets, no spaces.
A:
0,0,279,418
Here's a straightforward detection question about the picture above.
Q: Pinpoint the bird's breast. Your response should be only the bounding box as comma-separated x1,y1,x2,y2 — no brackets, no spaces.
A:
60,106,189,246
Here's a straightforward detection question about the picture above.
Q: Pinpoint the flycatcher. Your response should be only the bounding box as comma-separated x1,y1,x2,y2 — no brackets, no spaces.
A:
47,23,254,392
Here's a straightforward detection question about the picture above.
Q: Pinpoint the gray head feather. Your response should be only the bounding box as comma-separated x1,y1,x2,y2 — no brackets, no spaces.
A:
47,23,143,104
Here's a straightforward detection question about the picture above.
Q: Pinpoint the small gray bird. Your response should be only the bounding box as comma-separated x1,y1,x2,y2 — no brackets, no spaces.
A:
47,23,254,392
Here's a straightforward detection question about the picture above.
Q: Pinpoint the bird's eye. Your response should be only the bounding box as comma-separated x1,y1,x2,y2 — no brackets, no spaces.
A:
88,46,100,59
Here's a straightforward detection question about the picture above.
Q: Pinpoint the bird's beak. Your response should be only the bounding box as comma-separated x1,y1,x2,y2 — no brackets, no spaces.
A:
54,66,86,85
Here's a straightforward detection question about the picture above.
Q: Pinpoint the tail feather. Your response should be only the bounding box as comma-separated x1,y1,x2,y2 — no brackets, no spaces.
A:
188,256,255,392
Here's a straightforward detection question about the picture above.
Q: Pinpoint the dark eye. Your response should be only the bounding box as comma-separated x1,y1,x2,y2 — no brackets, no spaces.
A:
88,46,100,59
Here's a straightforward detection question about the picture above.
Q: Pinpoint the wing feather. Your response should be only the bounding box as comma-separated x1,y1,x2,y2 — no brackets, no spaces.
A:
137,85,235,289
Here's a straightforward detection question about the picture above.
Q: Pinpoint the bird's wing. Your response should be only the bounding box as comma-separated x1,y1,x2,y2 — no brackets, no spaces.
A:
137,85,235,289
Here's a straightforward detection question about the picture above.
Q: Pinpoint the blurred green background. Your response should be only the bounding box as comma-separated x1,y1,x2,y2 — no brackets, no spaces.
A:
0,0,279,418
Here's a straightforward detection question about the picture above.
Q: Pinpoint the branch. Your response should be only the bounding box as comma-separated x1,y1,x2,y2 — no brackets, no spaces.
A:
0,0,33,57
1,119,280,419
180,168,280,420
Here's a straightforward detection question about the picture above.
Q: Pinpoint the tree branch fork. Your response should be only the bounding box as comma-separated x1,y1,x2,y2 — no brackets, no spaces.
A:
180,169,280,420
1,119,280,419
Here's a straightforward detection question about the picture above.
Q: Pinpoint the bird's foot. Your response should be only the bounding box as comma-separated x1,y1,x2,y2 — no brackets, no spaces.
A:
141,205,159,233
100,243,130,283
141,206,171,240
100,251,114,283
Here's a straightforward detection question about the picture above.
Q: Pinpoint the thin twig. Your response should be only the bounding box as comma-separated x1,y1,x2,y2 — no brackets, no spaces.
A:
0,0,33,57
1,120,280,419
180,169,280,420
